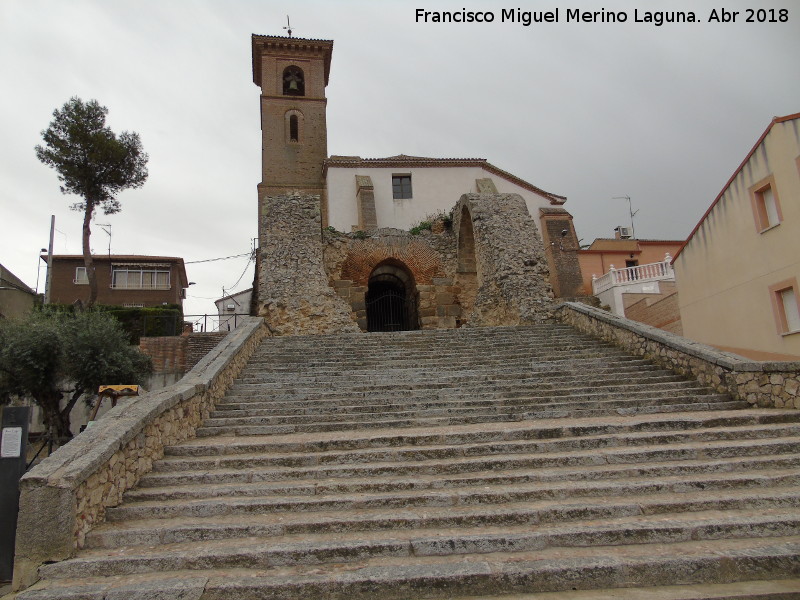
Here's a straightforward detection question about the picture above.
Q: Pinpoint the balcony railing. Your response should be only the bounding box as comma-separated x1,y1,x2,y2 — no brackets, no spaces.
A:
592,255,674,295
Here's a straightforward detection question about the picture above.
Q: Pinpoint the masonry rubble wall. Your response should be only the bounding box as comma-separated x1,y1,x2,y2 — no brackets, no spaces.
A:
555,302,800,409
12,318,268,591
258,192,359,335
454,193,553,325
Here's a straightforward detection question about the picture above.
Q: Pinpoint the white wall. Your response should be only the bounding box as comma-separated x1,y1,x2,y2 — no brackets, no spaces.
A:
326,165,555,232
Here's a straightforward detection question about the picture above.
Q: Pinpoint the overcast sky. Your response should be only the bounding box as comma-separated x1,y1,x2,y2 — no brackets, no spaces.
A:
1,0,798,317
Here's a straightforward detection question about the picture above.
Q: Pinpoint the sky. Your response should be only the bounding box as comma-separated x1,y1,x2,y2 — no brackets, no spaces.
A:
1,0,798,317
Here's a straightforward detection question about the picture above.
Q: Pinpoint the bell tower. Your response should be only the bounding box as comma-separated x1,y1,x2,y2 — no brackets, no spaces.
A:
251,34,333,205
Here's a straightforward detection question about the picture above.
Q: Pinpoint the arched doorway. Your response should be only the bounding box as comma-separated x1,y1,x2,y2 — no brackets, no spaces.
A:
366,262,418,332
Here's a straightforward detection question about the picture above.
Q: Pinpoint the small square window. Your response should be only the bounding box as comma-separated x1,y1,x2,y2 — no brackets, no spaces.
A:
392,175,412,200
750,178,782,232
74,267,88,285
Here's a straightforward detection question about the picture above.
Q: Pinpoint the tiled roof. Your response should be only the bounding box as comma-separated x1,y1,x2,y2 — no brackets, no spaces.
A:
324,155,567,205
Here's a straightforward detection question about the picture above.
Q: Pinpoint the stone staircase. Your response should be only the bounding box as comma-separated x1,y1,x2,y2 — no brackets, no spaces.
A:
17,325,800,599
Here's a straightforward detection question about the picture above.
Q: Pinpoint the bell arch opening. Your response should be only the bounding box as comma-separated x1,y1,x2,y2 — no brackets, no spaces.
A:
365,261,419,332
282,66,305,96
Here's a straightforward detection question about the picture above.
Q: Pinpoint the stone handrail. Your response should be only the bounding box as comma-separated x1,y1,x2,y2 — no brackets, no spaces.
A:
12,317,268,591
554,302,800,409
592,259,674,295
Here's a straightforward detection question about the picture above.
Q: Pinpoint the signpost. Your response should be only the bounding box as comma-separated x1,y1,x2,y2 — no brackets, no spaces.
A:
0,406,30,581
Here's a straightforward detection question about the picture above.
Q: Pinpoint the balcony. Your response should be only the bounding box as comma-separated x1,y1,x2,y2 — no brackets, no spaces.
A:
591,255,675,317
110,283,171,290
592,256,675,295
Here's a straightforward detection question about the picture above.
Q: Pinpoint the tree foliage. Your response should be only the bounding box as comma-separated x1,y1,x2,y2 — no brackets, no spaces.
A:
0,310,153,445
35,97,148,305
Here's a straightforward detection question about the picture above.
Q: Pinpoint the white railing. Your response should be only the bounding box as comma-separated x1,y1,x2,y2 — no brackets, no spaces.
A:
592,254,674,295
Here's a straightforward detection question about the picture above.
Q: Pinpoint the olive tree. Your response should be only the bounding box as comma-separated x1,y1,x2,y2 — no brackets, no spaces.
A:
0,310,152,445
35,97,148,306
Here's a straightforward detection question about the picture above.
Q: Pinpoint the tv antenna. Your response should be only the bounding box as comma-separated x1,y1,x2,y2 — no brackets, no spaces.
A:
612,195,639,238
283,15,293,37
97,223,112,255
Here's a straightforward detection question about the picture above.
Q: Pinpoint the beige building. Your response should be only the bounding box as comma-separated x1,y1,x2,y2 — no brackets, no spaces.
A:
674,113,800,360
0,262,36,319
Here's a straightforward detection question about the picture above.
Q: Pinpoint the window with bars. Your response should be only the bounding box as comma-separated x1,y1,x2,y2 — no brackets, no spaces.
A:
392,175,412,199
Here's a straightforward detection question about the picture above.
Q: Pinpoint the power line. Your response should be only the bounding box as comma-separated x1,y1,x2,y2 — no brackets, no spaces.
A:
185,252,250,264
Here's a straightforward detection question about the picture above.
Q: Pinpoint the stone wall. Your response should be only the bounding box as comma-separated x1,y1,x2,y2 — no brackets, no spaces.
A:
12,318,268,591
623,281,683,335
454,193,553,326
258,192,359,335
554,302,800,409
539,207,584,298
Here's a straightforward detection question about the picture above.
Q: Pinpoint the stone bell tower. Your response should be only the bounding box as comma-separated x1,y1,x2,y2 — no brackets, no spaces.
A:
251,34,333,205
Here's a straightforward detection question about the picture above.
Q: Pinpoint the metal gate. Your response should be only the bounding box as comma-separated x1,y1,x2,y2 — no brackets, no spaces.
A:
366,290,412,332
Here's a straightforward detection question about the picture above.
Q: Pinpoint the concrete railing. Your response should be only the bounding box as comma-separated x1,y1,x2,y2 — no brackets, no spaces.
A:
554,302,800,409
12,317,268,591
592,258,674,295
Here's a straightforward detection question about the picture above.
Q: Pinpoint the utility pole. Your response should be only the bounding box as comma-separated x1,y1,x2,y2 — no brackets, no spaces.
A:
44,215,55,305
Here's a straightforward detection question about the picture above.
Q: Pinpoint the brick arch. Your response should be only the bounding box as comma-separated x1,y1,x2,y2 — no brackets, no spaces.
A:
340,239,445,287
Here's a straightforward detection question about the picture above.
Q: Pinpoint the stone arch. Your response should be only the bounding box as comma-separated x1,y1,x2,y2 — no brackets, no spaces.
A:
282,65,305,96
453,193,553,326
365,260,419,332
455,204,480,323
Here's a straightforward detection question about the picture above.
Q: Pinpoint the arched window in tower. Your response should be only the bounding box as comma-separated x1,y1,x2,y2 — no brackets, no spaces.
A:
285,110,304,144
283,66,305,96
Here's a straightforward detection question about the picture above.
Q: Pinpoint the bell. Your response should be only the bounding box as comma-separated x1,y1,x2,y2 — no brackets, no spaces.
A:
288,79,299,91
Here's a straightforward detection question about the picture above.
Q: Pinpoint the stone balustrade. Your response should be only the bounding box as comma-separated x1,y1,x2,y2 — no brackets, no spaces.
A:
554,302,800,409
12,317,268,591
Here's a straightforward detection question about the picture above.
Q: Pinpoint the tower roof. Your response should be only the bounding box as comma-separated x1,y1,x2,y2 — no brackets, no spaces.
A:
251,34,334,87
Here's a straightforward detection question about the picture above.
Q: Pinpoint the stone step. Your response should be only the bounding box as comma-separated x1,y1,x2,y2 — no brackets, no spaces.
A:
201,395,738,428
19,536,800,599
194,400,750,436
88,488,800,549
209,392,728,418
169,411,800,456
223,374,693,398
232,364,671,386
106,467,800,522
131,453,800,501
154,427,800,475
45,511,800,578
448,579,800,599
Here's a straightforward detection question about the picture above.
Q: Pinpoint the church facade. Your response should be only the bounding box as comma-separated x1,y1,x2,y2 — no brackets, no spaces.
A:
251,34,582,335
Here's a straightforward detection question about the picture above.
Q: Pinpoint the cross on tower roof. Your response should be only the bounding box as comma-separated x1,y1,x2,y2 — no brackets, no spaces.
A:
283,15,293,37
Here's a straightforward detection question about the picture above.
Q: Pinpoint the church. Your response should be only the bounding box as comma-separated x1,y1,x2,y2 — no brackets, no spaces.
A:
251,34,583,335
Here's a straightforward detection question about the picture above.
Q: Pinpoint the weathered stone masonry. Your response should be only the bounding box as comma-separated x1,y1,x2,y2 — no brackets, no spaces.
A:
555,301,800,410
257,192,359,335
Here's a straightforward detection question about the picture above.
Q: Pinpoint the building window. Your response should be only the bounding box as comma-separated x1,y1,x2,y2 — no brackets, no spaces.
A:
750,178,782,232
282,66,304,96
770,279,800,335
285,110,303,144
74,266,88,285
111,267,170,290
392,175,412,199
